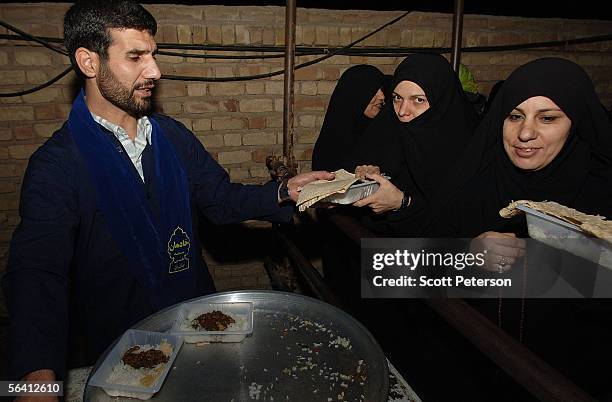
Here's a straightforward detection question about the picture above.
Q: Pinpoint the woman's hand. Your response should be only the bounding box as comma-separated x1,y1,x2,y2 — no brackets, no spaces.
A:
354,165,381,180
470,231,526,272
353,173,405,214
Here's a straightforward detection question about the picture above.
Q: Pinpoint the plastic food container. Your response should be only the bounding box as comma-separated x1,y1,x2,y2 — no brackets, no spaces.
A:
518,204,612,270
169,301,254,343
320,180,380,204
88,329,183,400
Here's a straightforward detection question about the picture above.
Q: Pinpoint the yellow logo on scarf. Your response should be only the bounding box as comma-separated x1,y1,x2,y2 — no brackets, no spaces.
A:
168,226,191,273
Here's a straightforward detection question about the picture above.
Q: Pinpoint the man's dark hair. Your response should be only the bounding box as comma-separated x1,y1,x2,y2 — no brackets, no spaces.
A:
64,0,157,77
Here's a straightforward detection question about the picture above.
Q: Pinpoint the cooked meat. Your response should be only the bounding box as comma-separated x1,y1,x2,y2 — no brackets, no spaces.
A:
122,345,169,369
191,310,236,331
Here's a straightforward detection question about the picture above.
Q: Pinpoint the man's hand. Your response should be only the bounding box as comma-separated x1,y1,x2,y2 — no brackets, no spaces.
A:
470,231,526,272
16,369,58,402
354,165,381,180
353,173,404,214
286,171,335,202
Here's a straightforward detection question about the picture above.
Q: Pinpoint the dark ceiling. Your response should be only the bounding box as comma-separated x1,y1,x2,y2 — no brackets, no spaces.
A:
15,0,612,21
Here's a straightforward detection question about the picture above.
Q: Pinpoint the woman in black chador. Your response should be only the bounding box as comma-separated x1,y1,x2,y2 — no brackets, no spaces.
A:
311,64,388,172
426,57,612,399
352,53,479,235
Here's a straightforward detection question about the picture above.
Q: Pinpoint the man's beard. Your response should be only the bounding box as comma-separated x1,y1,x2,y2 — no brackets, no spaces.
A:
97,61,154,118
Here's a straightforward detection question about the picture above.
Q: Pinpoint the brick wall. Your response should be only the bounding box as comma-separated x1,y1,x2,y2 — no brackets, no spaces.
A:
1,3,612,315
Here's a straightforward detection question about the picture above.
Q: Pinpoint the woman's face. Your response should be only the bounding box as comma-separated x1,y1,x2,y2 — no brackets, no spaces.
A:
503,96,572,171
392,80,430,123
363,89,386,118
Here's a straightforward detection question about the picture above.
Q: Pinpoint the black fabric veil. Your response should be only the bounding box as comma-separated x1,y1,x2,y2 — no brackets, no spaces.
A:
311,65,385,172
421,59,612,397
351,54,479,234
427,57,612,237
354,54,479,200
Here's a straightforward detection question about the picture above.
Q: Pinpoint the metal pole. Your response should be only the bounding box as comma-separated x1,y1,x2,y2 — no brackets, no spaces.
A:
325,215,596,402
426,299,597,402
274,228,346,310
450,0,464,72
283,0,297,174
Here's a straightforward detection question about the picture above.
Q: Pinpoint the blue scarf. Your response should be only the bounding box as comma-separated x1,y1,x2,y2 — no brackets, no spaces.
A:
68,90,195,310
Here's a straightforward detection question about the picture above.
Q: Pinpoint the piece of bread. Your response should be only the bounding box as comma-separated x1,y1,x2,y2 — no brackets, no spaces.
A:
500,200,612,242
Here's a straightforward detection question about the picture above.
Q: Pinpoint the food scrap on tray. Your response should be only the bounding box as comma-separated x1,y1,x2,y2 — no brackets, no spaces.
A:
191,310,236,331
108,341,173,388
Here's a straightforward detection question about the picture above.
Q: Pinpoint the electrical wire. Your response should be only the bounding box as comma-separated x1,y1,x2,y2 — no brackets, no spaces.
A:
161,11,412,82
1,31,610,58
0,66,73,97
0,20,67,55
157,49,286,59
0,15,611,94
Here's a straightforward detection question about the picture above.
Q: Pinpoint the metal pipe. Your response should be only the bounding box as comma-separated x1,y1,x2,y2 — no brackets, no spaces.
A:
426,299,596,402
275,228,346,310
283,0,297,173
450,0,464,72
325,214,596,402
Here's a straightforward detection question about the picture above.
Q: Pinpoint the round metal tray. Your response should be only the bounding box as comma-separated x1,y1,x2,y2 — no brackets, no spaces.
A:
84,290,389,401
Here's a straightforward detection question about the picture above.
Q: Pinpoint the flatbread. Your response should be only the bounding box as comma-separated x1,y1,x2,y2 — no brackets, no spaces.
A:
296,169,359,212
500,200,612,242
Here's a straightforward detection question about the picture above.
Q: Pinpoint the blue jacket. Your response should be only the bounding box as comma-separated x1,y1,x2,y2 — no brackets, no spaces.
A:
2,114,292,380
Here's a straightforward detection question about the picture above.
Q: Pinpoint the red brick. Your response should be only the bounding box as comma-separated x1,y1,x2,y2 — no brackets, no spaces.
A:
34,104,56,120
160,25,178,43
0,71,25,85
177,24,192,44
34,123,62,138
208,82,244,96
193,118,211,131
9,144,39,160
0,164,20,178
222,26,235,44
294,67,318,81
0,129,11,141
55,104,72,120
0,181,16,194
229,167,250,181
157,82,186,98
0,106,34,121
185,101,218,113
0,195,19,211
218,150,251,165
243,132,276,145
239,98,273,112
224,133,242,146
294,96,326,111
211,117,246,130
221,99,239,112
207,25,222,44
21,88,62,104
13,126,34,140
252,149,277,163
198,134,224,149
248,117,266,129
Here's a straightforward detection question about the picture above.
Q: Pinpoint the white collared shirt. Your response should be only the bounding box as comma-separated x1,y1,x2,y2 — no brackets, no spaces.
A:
91,113,152,182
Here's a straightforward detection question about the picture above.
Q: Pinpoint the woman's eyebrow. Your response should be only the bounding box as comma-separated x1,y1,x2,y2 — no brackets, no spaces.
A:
511,107,563,113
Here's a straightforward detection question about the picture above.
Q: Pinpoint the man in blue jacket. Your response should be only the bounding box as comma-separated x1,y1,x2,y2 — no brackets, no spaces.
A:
2,0,333,391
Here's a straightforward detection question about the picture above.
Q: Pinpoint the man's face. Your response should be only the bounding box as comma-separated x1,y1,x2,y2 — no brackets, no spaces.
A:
97,28,160,117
